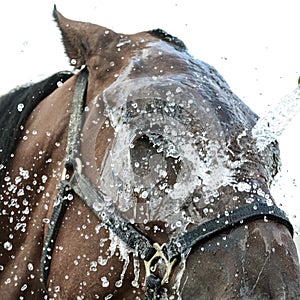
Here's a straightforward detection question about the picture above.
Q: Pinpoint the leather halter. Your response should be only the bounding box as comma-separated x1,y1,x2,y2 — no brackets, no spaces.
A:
41,68,293,298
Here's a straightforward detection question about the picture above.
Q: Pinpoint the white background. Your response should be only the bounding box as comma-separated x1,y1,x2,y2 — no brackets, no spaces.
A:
1,0,300,242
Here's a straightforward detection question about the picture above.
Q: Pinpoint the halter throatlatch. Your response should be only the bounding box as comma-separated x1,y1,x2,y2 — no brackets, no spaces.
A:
41,69,88,286
41,68,294,299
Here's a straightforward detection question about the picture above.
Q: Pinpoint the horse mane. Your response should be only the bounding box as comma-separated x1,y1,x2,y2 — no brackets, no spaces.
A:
0,71,73,182
148,29,187,51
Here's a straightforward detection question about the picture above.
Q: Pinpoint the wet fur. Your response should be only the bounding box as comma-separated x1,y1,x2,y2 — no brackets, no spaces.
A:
0,72,72,182
0,8,299,300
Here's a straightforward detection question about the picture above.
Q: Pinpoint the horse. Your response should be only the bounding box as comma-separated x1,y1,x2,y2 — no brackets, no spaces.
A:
1,7,299,299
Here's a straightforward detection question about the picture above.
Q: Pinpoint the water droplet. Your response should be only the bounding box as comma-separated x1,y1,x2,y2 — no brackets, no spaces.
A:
57,81,63,88
3,241,12,251
175,87,182,93
4,278,11,284
27,263,34,271
141,191,148,199
17,103,24,112
90,261,97,272
101,276,109,287
54,286,60,292
193,196,200,203
245,197,254,204
22,207,30,215
20,284,27,291
67,193,73,201
42,175,47,183
176,221,182,227
237,182,251,192
131,102,138,109
115,280,123,288
17,189,25,197
19,168,29,179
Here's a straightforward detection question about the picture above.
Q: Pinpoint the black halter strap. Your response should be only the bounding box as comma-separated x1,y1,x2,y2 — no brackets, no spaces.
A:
40,69,89,286
41,68,294,298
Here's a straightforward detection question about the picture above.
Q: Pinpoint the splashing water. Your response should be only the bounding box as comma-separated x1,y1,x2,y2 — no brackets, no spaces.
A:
96,228,132,289
100,55,244,227
252,87,300,151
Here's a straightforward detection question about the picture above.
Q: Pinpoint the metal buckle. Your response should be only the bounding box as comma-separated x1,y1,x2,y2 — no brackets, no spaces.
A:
61,157,83,181
144,243,176,286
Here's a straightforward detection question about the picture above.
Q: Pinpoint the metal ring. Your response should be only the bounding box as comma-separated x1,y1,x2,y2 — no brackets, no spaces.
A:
75,157,83,174
144,243,177,286
61,167,67,181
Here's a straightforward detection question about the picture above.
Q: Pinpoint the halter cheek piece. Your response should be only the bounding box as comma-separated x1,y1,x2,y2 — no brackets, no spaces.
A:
41,68,293,298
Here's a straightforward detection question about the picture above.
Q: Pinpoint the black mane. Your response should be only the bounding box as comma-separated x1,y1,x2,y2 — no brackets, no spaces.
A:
0,71,73,183
148,29,187,52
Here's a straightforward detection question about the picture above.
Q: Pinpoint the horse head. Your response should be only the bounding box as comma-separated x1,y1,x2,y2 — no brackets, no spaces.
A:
0,7,299,299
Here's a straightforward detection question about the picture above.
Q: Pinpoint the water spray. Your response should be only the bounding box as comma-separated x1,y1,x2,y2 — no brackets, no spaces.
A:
252,78,300,152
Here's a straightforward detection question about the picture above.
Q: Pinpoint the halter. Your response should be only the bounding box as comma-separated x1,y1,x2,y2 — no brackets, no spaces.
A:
41,68,293,299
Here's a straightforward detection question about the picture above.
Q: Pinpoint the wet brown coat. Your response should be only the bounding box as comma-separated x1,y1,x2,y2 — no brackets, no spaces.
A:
0,9,299,299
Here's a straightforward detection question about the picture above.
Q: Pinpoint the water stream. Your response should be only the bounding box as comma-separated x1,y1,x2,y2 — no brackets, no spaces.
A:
252,86,300,152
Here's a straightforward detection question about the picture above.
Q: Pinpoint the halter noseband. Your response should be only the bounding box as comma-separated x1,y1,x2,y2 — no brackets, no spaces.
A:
41,69,293,299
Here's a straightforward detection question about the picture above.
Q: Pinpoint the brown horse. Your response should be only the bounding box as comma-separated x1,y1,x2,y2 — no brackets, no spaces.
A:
1,7,300,299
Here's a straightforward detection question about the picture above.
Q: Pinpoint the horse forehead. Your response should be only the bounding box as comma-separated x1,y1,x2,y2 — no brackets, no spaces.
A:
101,46,243,128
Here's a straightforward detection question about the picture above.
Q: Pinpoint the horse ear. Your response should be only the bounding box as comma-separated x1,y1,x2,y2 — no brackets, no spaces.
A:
53,6,89,68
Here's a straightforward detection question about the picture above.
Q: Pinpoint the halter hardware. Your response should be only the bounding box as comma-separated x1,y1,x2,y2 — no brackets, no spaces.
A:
144,243,177,286
61,157,83,181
